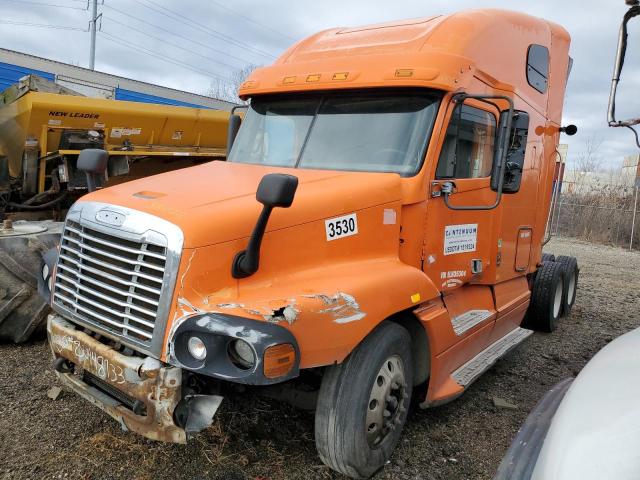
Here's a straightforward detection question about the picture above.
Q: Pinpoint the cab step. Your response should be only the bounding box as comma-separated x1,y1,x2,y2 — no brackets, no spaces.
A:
451,309,494,336
451,327,533,388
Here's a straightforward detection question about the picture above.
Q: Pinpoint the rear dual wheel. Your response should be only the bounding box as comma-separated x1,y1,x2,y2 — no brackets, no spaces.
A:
527,261,565,332
527,254,580,332
555,255,579,316
541,253,556,263
315,322,413,479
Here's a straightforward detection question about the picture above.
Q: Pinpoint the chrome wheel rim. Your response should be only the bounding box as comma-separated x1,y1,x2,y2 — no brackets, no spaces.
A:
553,279,563,318
365,355,407,447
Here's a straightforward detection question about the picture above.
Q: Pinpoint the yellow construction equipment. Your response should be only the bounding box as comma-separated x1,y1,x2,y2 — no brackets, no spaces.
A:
0,74,231,343
0,74,229,206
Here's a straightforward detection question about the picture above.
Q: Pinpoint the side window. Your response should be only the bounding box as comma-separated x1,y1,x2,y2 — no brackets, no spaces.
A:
435,104,497,179
527,44,549,93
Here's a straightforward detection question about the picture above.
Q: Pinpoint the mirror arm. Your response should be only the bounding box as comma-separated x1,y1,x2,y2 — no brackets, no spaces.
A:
608,4,640,127
226,105,249,158
442,94,515,211
232,205,273,279
231,173,298,279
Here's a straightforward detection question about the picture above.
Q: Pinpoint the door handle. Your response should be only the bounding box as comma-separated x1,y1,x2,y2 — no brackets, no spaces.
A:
471,259,483,275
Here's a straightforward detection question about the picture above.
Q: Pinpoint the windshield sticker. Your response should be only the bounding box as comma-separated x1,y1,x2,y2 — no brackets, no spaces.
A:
325,213,358,241
444,224,478,255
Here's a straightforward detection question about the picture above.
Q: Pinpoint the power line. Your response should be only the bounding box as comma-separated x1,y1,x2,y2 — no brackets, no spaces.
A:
208,0,296,42
99,30,233,83
103,3,255,67
131,0,277,60
0,19,87,30
104,16,240,72
0,0,89,10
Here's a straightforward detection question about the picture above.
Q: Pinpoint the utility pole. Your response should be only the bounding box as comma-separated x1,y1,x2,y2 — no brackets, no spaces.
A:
89,0,98,70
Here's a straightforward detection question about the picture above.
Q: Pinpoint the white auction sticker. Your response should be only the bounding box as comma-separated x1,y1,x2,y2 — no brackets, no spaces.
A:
325,213,358,241
110,127,142,138
444,224,478,255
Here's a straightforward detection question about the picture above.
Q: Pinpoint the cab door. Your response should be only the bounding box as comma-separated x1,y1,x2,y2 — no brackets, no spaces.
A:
423,99,501,294
421,97,506,374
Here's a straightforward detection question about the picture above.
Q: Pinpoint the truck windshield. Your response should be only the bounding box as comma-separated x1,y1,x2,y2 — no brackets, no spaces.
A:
228,92,441,176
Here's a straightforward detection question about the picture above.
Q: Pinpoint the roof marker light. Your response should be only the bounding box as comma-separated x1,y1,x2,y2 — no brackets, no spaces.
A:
395,69,414,78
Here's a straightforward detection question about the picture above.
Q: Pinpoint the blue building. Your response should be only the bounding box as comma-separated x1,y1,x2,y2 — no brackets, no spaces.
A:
0,47,233,110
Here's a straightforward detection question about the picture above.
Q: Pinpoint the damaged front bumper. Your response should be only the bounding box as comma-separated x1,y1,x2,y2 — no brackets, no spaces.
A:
47,314,222,444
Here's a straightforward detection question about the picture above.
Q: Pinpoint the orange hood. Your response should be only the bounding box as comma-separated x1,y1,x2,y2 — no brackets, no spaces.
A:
81,161,402,248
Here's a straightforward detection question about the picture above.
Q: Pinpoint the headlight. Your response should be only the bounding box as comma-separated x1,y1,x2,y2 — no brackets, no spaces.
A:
228,339,255,370
187,336,207,361
42,264,49,280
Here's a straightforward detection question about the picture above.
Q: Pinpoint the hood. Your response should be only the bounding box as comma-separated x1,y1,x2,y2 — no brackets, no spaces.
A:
531,327,640,480
82,161,402,248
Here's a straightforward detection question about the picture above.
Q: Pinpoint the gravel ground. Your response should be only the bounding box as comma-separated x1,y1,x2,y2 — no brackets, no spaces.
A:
0,237,638,480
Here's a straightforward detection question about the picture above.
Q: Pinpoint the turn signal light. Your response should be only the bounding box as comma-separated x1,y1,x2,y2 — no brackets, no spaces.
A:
263,343,296,379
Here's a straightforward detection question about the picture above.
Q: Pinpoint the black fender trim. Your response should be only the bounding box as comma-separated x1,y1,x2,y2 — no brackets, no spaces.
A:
171,313,300,386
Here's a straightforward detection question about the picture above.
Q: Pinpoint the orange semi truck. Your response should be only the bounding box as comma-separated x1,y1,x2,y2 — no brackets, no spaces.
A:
43,9,579,479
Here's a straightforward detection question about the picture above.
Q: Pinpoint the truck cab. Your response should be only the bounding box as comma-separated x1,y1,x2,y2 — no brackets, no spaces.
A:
44,9,575,479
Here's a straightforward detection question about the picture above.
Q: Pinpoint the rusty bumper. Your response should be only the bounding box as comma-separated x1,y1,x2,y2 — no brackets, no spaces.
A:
47,314,204,443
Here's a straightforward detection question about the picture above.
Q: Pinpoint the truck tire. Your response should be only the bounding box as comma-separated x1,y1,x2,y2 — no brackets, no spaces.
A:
315,322,413,479
526,261,565,333
0,221,62,343
541,253,555,263
555,255,579,316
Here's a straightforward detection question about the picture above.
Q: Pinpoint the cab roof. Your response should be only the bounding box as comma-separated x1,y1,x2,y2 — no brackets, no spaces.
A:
239,9,571,119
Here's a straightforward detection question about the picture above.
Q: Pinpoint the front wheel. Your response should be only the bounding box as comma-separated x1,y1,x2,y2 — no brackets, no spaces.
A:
315,322,413,479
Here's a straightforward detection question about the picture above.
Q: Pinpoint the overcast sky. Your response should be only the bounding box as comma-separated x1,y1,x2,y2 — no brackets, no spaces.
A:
1,0,639,168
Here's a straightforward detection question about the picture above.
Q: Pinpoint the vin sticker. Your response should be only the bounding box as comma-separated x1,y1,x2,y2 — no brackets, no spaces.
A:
325,213,358,241
444,224,478,255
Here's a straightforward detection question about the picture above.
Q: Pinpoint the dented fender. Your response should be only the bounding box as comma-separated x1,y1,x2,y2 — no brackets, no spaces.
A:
166,257,440,368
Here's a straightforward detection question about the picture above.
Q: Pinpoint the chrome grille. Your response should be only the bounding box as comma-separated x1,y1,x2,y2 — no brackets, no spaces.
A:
53,219,167,345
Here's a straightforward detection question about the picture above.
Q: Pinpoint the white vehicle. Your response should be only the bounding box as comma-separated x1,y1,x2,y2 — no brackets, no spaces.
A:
495,326,640,480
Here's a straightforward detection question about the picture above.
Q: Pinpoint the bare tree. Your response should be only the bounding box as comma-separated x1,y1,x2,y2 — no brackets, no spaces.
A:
574,135,603,174
206,65,259,104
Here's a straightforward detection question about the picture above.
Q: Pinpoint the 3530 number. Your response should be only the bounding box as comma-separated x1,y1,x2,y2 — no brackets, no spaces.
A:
325,213,358,241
